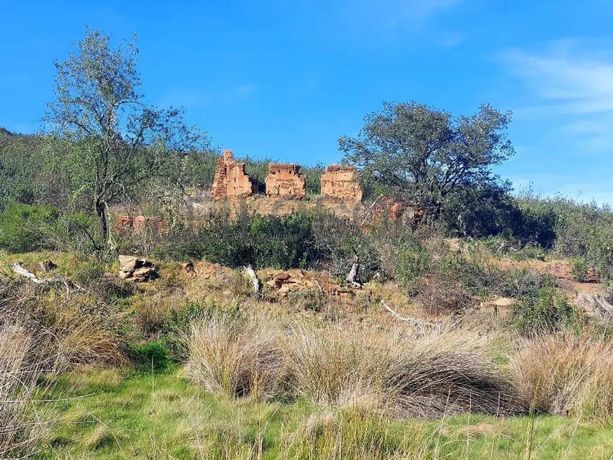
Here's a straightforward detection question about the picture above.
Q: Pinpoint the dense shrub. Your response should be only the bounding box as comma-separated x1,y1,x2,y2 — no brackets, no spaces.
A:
517,197,613,281
512,201,557,248
497,269,548,298
0,203,59,252
395,239,431,295
441,183,520,238
513,284,581,336
312,212,381,281
157,211,321,269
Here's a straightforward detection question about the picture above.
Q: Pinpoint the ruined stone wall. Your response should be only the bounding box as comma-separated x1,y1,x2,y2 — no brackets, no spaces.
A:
211,150,254,200
265,164,306,199
321,165,363,203
115,215,166,234
210,152,363,204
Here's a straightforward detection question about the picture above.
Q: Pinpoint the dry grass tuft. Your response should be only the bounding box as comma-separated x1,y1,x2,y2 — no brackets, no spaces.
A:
383,330,521,417
283,325,386,409
186,316,285,400
0,325,51,457
509,333,613,419
187,314,525,417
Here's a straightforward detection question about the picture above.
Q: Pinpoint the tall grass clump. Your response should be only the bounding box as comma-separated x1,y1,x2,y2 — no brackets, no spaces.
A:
187,315,525,417
0,326,51,457
510,333,613,419
383,330,521,417
283,326,386,408
186,316,285,400
1,280,124,372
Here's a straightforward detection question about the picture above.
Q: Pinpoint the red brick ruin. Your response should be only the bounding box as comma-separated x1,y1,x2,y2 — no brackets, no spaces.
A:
211,150,255,200
321,165,363,203
265,164,306,199
115,215,166,233
210,151,362,203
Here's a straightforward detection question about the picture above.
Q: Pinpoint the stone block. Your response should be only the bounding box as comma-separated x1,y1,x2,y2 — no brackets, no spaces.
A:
211,150,254,200
321,165,362,202
265,163,306,199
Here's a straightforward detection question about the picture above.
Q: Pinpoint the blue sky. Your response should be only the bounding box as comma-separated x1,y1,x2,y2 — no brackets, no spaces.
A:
1,0,613,203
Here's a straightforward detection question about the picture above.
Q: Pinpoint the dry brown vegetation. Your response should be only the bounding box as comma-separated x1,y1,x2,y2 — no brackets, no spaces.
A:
0,326,46,457
187,314,525,418
509,333,613,420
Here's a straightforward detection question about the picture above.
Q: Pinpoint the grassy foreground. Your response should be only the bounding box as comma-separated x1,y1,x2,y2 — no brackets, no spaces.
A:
38,367,613,459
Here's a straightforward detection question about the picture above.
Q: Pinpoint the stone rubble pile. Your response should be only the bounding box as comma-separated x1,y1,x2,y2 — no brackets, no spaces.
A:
118,255,158,282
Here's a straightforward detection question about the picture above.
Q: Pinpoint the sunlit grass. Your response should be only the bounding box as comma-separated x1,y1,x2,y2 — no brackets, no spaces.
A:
37,367,613,459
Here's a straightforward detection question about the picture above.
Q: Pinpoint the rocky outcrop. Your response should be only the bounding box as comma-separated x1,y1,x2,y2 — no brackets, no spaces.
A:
265,164,306,199
320,165,362,203
212,150,255,200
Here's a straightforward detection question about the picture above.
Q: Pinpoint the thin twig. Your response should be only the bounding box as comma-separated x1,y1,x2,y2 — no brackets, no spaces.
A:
380,300,437,328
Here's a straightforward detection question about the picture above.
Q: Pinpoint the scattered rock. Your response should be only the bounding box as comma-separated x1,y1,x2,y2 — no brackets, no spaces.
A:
39,260,57,272
267,270,316,296
274,272,291,281
180,261,195,275
118,255,158,282
576,293,613,320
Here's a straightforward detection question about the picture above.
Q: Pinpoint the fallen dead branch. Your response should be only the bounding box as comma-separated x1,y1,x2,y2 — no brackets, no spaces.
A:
11,263,84,292
244,264,262,296
346,258,362,288
380,300,438,329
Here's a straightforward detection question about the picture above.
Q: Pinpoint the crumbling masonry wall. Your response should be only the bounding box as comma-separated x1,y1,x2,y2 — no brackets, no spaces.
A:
210,152,363,203
265,164,306,199
211,150,254,200
321,165,363,203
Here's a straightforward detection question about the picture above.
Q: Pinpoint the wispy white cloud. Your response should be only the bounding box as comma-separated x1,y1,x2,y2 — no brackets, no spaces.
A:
501,44,613,114
500,40,613,155
343,0,462,33
439,31,465,48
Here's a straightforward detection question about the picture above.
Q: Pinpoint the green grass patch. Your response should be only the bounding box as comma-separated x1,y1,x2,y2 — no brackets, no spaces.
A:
36,367,613,459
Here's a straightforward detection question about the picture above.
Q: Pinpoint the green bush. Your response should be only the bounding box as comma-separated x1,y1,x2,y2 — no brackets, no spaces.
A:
157,211,321,269
570,258,590,282
511,243,547,261
0,203,59,252
396,240,430,295
498,269,548,298
312,212,380,281
513,285,581,336
513,201,557,248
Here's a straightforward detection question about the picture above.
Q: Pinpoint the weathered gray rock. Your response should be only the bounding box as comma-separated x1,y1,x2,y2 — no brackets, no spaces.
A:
576,293,613,320
118,255,157,282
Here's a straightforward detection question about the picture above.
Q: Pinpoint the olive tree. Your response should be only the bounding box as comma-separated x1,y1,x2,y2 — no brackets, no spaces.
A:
339,102,514,221
46,30,203,248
